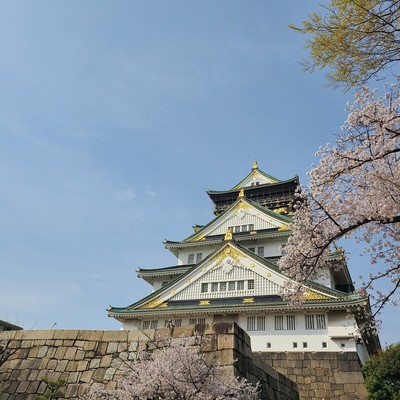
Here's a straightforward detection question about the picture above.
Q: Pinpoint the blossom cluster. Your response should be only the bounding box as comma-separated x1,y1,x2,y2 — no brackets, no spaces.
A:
82,335,259,400
279,85,400,321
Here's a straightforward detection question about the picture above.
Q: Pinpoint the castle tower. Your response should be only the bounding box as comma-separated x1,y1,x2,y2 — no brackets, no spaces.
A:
108,162,379,360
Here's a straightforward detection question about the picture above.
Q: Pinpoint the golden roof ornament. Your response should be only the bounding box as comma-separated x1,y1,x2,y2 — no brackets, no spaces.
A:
252,160,258,170
224,227,233,241
238,187,245,198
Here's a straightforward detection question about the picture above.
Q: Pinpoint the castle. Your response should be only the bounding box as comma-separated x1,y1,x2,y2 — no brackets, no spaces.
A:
108,162,380,361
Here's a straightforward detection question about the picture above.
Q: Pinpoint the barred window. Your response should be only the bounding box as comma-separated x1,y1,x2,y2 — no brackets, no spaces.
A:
190,318,205,325
196,253,203,263
305,314,315,330
188,254,195,264
286,315,296,330
142,321,150,330
257,247,264,257
305,314,327,330
248,280,255,290
228,281,236,291
316,314,326,329
219,282,227,291
150,320,158,329
174,319,182,327
211,282,218,292
275,315,284,330
201,283,208,293
247,316,256,331
247,315,266,331
257,316,266,331
237,280,244,290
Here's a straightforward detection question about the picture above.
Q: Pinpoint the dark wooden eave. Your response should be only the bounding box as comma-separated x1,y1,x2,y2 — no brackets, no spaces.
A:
207,177,299,215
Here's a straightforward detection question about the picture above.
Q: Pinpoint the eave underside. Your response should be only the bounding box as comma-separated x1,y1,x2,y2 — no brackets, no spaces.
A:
108,297,366,320
208,179,299,215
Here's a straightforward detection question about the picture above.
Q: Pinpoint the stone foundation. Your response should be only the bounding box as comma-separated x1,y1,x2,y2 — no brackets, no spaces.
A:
259,351,368,400
0,323,298,400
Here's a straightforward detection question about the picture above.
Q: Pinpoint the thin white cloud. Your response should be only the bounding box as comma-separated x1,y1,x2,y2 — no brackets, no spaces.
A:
113,189,136,202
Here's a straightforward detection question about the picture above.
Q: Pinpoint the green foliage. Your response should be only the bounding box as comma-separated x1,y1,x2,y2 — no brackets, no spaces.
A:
36,377,66,400
290,0,400,90
362,343,400,400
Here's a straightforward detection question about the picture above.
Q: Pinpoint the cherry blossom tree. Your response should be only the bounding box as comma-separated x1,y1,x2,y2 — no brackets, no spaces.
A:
83,335,259,400
279,85,400,323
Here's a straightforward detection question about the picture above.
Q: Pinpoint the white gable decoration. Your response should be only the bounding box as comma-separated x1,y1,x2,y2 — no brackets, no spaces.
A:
162,244,290,302
191,201,288,241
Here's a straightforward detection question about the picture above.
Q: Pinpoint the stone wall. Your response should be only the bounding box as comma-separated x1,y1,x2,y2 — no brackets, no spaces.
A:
0,323,298,400
259,352,368,400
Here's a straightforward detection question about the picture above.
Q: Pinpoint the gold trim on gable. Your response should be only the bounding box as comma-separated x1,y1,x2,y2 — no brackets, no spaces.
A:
212,246,242,266
140,296,165,309
243,298,254,303
303,291,329,300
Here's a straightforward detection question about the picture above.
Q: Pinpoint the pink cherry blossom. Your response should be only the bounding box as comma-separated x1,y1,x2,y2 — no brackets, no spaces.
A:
83,335,259,400
279,85,400,324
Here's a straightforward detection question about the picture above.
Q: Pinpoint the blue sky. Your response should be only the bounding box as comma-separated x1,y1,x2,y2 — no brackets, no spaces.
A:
0,1,397,345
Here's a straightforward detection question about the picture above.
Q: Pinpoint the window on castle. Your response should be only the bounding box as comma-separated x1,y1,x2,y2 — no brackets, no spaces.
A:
275,315,284,330
249,247,255,253
257,316,266,330
188,254,195,264
196,253,203,263
228,281,236,291
190,318,206,325
201,283,208,293
274,315,296,330
142,321,150,330
316,314,326,329
219,282,227,291
143,320,158,330
292,342,298,348
322,342,327,348
286,315,296,330
161,281,169,287
305,314,314,330
303,342,308,348
237,280,244,290
247,316,256,331
247,280,255,290
150,320,158,329
211,282,218,292
247,315,266,331
174,319,182,327
305,314,326,330
257,247,264,257
231,224,255,233
266,342,271,349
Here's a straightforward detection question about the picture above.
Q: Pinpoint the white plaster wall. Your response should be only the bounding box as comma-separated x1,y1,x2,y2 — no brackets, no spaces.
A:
237,312,358,352
121,312,358,353
328,310,357,337
177,247,218,265
313,267,334,288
